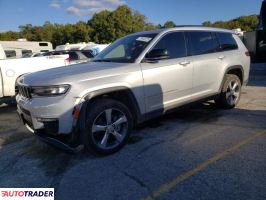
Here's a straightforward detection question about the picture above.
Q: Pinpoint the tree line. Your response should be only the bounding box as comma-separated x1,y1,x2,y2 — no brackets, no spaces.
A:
0,5,259,48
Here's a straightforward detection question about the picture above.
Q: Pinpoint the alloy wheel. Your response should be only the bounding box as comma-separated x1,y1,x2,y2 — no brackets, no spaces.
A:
226,80,240,106
91,108,128,150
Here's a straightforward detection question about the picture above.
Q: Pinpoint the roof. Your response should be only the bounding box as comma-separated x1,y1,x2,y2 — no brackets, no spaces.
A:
129,26,234,37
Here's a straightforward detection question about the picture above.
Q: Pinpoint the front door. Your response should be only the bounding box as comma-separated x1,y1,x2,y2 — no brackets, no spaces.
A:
140,31,193,113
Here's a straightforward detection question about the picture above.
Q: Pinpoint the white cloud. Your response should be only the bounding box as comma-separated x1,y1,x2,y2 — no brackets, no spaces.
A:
67,0,126,16
50,0,61,9
67,6,112,16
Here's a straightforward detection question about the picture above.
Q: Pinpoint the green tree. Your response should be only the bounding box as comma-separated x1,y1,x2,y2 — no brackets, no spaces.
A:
73,21,93,43
88,5,158,43
163,21,176,28
88,10,113,43
0,31,20,41
39,21,55,42
202,15,259,31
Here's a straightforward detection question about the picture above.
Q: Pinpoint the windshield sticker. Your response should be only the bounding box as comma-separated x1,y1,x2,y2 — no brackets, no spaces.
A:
136,37,152,42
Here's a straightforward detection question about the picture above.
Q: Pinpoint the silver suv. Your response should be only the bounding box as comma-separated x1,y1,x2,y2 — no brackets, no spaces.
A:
16,27,250,154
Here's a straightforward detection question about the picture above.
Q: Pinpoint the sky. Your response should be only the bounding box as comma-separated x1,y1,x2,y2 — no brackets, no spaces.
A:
0,0,263,32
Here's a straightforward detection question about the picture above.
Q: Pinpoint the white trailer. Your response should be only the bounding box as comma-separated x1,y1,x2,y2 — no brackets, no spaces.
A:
0,40,53,58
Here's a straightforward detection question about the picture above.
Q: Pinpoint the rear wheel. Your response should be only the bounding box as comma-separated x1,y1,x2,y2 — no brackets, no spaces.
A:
215,74,241,109
82,98,133,154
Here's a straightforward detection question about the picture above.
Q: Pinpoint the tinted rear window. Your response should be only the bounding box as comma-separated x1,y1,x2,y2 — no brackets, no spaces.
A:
188,31,218,55
152,32,186,59
216,32,238,51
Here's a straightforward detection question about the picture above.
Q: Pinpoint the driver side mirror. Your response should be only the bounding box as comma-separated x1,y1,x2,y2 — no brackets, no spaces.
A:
145,49,169,62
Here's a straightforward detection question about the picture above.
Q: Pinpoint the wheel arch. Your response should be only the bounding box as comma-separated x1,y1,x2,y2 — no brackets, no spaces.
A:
78,86,143,131
219,65,244,92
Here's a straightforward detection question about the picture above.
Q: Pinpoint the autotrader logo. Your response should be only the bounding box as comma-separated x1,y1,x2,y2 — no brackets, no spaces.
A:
0,188,54,200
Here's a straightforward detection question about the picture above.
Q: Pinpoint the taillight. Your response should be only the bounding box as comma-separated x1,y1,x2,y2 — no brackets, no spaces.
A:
245,51,250,57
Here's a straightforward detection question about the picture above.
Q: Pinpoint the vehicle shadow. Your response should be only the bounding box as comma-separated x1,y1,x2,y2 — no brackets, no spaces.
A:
0,103,17,113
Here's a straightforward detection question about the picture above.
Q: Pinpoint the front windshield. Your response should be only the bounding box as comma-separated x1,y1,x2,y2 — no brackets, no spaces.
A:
93,33,157,63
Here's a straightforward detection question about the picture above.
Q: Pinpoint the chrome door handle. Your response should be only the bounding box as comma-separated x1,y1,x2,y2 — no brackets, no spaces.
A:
179,61,190,66
218,55,225,60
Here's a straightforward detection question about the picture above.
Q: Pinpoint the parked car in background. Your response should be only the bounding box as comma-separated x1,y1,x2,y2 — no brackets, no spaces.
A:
0,54,69,104
0,39,53,58
16,26,250,154
55,42,92,51
83,44,110,56
22,52,45,58
42,49,94,65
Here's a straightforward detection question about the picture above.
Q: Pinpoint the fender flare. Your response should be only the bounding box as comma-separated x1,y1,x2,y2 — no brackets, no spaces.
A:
78,86,142,132
219,65,244,92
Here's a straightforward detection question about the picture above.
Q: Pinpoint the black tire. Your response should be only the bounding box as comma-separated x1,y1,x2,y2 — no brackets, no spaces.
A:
82,98,133,155
215,74,242,109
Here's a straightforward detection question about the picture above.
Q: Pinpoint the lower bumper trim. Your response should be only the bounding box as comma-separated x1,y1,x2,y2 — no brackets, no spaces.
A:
35,132,83,154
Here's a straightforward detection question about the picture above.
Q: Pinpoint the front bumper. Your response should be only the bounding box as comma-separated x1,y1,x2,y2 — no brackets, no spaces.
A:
17,104,59,135
17,104,81,153
16,93,76,134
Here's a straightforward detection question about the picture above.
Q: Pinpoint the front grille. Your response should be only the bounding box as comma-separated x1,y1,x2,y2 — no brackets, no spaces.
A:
18,85,32,99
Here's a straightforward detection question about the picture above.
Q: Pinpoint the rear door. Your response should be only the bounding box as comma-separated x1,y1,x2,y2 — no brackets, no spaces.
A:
186,31,223,97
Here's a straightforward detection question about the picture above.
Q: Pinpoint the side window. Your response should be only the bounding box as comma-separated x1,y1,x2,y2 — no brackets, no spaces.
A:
82,50,94,58
217,32,238,51
68,52,79,60
22,49,32,56
4,50,16,58
151,32,186,59
39,42,48,46
188,31,217,55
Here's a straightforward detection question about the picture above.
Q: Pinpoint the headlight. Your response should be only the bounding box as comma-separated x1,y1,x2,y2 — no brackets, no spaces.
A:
31,85,70,97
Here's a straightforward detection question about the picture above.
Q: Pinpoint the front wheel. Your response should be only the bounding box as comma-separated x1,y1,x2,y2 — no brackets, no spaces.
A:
82,98,133,154
215,74,242,109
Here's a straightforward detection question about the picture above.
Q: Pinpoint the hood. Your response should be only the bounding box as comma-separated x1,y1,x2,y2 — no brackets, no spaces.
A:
22,61,127,86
